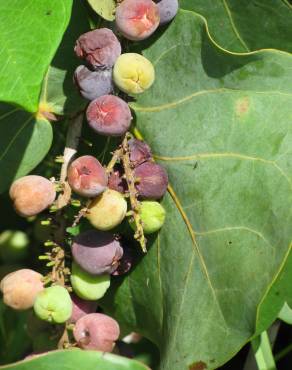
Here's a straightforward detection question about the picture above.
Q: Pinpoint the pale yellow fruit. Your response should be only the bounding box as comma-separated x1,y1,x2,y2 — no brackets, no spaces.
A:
86,189,127,231
113,53,155,94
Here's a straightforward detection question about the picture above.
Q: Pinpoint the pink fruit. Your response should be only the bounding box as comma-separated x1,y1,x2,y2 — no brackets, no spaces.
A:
74,28,121,69
67,156,108,197
86,95,132,137
69,294,98,323
9,176,56,217
115,0,160,41
73,313,120,351
134,161,168,199
0,269,44,310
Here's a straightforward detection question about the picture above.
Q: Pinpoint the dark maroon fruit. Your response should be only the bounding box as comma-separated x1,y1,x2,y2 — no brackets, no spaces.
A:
134,162,168,199
74,28,121,69
128,139,152,166
69,294,98,323
108,168,128,194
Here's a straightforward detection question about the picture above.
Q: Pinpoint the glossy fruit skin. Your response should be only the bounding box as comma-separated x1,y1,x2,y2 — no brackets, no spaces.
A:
73,65,113,101
115,0,160,41
130,200,166,234
70,262,110,301
86,95,132,136
72,230,123,275
155,0,178,24
74,28,121,69
69,294,98,324
128,139,152,166
0,269,44,310
86,189,127,231
134,162,168,199
67,155,108,198
73,313,120,351
113,53,155,94
9,175,56,217
34,285,72,324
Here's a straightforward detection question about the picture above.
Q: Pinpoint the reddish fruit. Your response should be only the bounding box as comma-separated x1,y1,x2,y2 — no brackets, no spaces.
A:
86,95,132,137
115,0,160,41
108,168,128,194
74,28,121,69
73,313,120,351
69,294,98,323
134,162,168,199
9,176,56,217
128,138,152,166
67,156,108,198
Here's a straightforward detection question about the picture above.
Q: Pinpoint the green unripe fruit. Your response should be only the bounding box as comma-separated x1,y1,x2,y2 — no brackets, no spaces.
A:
0,230,29,262
130,201,166,234
34,285,72,324
86,189,127,231
70,262,110,301
113,53,155,94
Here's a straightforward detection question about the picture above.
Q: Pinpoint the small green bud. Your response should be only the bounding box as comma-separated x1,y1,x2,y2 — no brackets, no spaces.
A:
70,262,110,301
34,285,72,324
130,201,166,234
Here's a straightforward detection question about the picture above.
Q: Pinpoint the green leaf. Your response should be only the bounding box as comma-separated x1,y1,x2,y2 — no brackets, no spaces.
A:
87,0,116,21
0,350,150,370
0,0,73,112
278,302,292,325
256,248,292,333
179,0,292,52
0,103,52,193
40,0,89,116
101,11,292,369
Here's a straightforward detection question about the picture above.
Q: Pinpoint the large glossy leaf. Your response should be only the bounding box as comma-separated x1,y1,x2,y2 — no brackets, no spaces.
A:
0,350,150,370
179,0,292,52
101,11,292,370
0,104,52,193
0,0,72,112
39,0,89,116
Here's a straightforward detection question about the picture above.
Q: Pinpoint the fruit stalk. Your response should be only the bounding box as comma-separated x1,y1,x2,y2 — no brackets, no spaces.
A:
121,134,147,253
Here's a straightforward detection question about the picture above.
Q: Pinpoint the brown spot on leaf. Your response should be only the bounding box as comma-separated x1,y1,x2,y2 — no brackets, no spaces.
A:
189,361,207,370
235,97,250,116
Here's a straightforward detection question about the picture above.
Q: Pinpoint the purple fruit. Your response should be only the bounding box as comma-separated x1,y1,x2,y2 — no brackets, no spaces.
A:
108,168,128,194
155,0,178,25
73,65,113,101
112,246,134,276
86,95,132,137
74,28,121,69
134,162,168,199
69,294,98,323
72,230,123,275
67,155,108,198
73,313,120,351
128,139,152,166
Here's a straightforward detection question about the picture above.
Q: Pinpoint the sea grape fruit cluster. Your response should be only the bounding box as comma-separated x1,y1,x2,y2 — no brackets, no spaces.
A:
113,53,155,94
130,201,166,234
73,313,120,351
115,0,160,41
70,262,111,301
0,269,44,310
34,285,72,324
86,189,128,231
72,230,123,275
9,175,56,217
86,95,132,136
1,0,179,357
67,155,108,197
